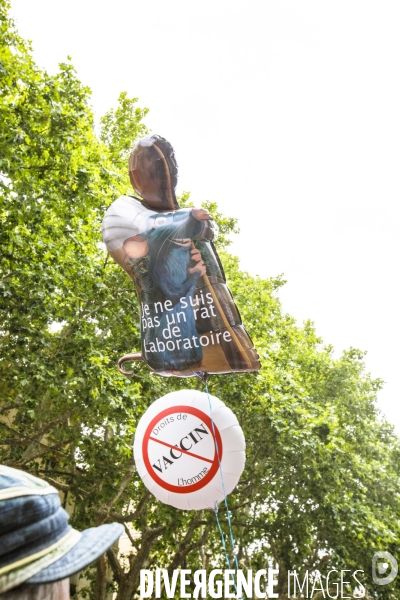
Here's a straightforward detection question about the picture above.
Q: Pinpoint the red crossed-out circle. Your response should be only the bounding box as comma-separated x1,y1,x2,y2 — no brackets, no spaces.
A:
142,405,223,494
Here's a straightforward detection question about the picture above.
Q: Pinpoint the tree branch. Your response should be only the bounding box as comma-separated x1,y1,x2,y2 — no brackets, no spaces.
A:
107,546,124,586
98,490,151,524
96,464,137,525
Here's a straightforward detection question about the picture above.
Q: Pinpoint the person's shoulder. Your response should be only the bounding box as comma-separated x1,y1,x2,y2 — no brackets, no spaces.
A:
104,195,144,215
102,196,154,251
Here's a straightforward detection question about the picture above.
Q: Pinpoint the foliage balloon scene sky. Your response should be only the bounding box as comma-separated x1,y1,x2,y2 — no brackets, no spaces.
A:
9,0,400,433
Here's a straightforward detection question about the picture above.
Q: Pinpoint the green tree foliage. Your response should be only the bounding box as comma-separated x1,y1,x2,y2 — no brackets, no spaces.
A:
1,2,400,598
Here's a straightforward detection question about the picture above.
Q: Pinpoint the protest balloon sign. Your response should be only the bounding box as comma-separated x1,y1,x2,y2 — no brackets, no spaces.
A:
102,134,260,377
133,389,245,510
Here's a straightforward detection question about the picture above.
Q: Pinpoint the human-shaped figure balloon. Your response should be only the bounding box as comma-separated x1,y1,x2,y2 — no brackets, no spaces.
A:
102,134,260,377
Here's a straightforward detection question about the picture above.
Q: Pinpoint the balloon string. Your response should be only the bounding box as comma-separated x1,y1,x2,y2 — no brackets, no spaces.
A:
213,504,237,581
205,383,243,600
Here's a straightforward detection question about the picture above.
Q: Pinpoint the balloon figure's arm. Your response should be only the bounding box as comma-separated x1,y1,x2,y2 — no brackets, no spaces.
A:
167,208,215,242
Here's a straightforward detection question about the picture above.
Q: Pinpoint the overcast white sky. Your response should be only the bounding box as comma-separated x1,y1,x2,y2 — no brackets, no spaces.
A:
10,0,400,430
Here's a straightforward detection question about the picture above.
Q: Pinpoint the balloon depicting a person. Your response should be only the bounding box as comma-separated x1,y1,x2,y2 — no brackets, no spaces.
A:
102,134,260,378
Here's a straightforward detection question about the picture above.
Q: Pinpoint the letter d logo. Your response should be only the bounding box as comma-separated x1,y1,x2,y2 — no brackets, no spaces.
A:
372,551,398,585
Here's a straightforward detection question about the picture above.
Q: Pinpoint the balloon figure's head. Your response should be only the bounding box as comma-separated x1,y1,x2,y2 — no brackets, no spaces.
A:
129,134,179,211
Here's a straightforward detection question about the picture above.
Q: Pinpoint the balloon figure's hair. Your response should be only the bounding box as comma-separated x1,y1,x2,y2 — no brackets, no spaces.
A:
129,134,179,211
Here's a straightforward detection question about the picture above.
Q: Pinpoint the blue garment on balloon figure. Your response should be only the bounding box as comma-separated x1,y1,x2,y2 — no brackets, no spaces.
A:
139,210,209,372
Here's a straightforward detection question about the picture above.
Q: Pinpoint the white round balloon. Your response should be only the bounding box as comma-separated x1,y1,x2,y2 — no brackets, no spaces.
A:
133,389,245,510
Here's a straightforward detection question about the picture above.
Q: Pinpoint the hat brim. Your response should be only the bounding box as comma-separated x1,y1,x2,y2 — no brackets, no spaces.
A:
25,523,124,584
